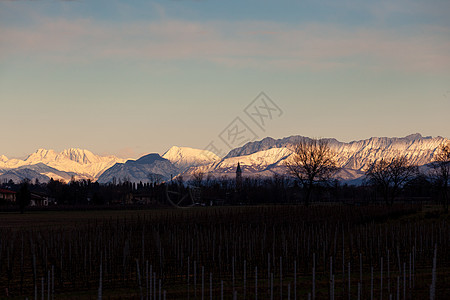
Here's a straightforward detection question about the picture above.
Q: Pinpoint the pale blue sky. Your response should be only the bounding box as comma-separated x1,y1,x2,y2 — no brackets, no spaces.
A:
1,0,449,158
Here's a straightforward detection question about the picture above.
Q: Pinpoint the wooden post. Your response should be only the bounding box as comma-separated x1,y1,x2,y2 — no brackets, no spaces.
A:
209,273,212,300
98,264,102,300
255,266,258,300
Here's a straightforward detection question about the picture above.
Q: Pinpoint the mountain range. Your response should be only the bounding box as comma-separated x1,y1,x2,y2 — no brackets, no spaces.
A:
182,133,447,182
0,134,448,184
0,148,125,182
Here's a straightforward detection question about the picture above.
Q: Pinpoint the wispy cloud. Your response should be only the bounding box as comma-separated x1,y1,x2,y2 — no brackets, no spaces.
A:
1,16,449,72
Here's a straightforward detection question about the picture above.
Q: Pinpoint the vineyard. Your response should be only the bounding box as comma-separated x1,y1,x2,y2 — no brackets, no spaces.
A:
0,205,449,299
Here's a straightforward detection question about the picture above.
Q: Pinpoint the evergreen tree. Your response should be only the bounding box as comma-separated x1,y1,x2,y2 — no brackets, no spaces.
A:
17,180,31,214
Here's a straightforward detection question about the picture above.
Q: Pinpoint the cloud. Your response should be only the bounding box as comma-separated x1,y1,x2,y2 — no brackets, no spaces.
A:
1,17,449,72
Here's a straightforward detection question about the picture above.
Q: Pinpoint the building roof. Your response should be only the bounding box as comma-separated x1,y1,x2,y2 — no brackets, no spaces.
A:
0,189,16,194
30,192,54,201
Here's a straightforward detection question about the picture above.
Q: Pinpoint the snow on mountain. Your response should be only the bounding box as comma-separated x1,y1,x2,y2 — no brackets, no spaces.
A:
224,136,305,158
182,147,294,179
335,168,366,182
58,148,116,165
162,146,219,172
0,168,50,184
0,148,125,181
225,133,448,171
16,163,78,182
0,133,447,184
25,148,58,163
97,153,179,184
185,134,449,181
332,134,446,170
0,157,26,169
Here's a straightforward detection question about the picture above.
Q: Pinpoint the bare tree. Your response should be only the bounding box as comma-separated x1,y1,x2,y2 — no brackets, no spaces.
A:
432,142,450,211
285,138,339,205
148,173,164,185
176,175,184,186
365,156,418,205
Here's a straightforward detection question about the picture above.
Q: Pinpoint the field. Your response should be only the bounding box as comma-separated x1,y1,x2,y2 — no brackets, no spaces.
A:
0,205,449,299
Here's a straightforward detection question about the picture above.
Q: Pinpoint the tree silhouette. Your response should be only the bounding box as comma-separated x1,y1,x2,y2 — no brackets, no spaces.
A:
365,156,418,205
192,170,204,187
17,179,31,214
285,138,339,205
432,142,450,212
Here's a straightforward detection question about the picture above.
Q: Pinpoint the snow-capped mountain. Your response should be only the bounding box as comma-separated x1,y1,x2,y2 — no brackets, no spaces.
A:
0,148,125,182
24,148,125,178
0,146,217,184
0,134,448,184
97,153,179,184
331,134,446,170
225,133,446,169
183,147,293,178
15,163,79,182
162,146,219,172
0,168,50,184
183,133,449,181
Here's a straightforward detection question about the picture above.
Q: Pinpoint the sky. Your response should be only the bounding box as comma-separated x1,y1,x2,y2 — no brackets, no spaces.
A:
1,0,449,159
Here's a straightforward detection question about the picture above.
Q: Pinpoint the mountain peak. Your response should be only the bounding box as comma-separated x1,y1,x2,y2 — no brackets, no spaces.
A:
61,148,93,154
163,146,220,160
26,149,58,162
97,153,178,184
135,153,166,164
58,148,97,164
404,133,423,141
165,145,181,151
162,146,220,172
1,148,126,181
163,145,190,154
35,148,54,154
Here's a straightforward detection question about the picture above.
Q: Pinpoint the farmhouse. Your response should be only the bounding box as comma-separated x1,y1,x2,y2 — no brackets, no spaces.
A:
30,192,55,207
0,189,16,202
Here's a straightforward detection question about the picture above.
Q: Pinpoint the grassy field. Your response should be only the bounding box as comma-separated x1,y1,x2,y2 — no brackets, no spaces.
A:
0,204,449,299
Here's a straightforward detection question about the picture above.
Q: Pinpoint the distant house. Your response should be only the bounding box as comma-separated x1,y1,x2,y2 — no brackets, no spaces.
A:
110,193,134,205
30,192,55,207
133,193,153,205
0,189,16,202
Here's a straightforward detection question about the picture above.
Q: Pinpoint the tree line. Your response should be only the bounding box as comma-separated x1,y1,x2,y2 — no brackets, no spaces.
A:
285,138,449,210
0,140,448,211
